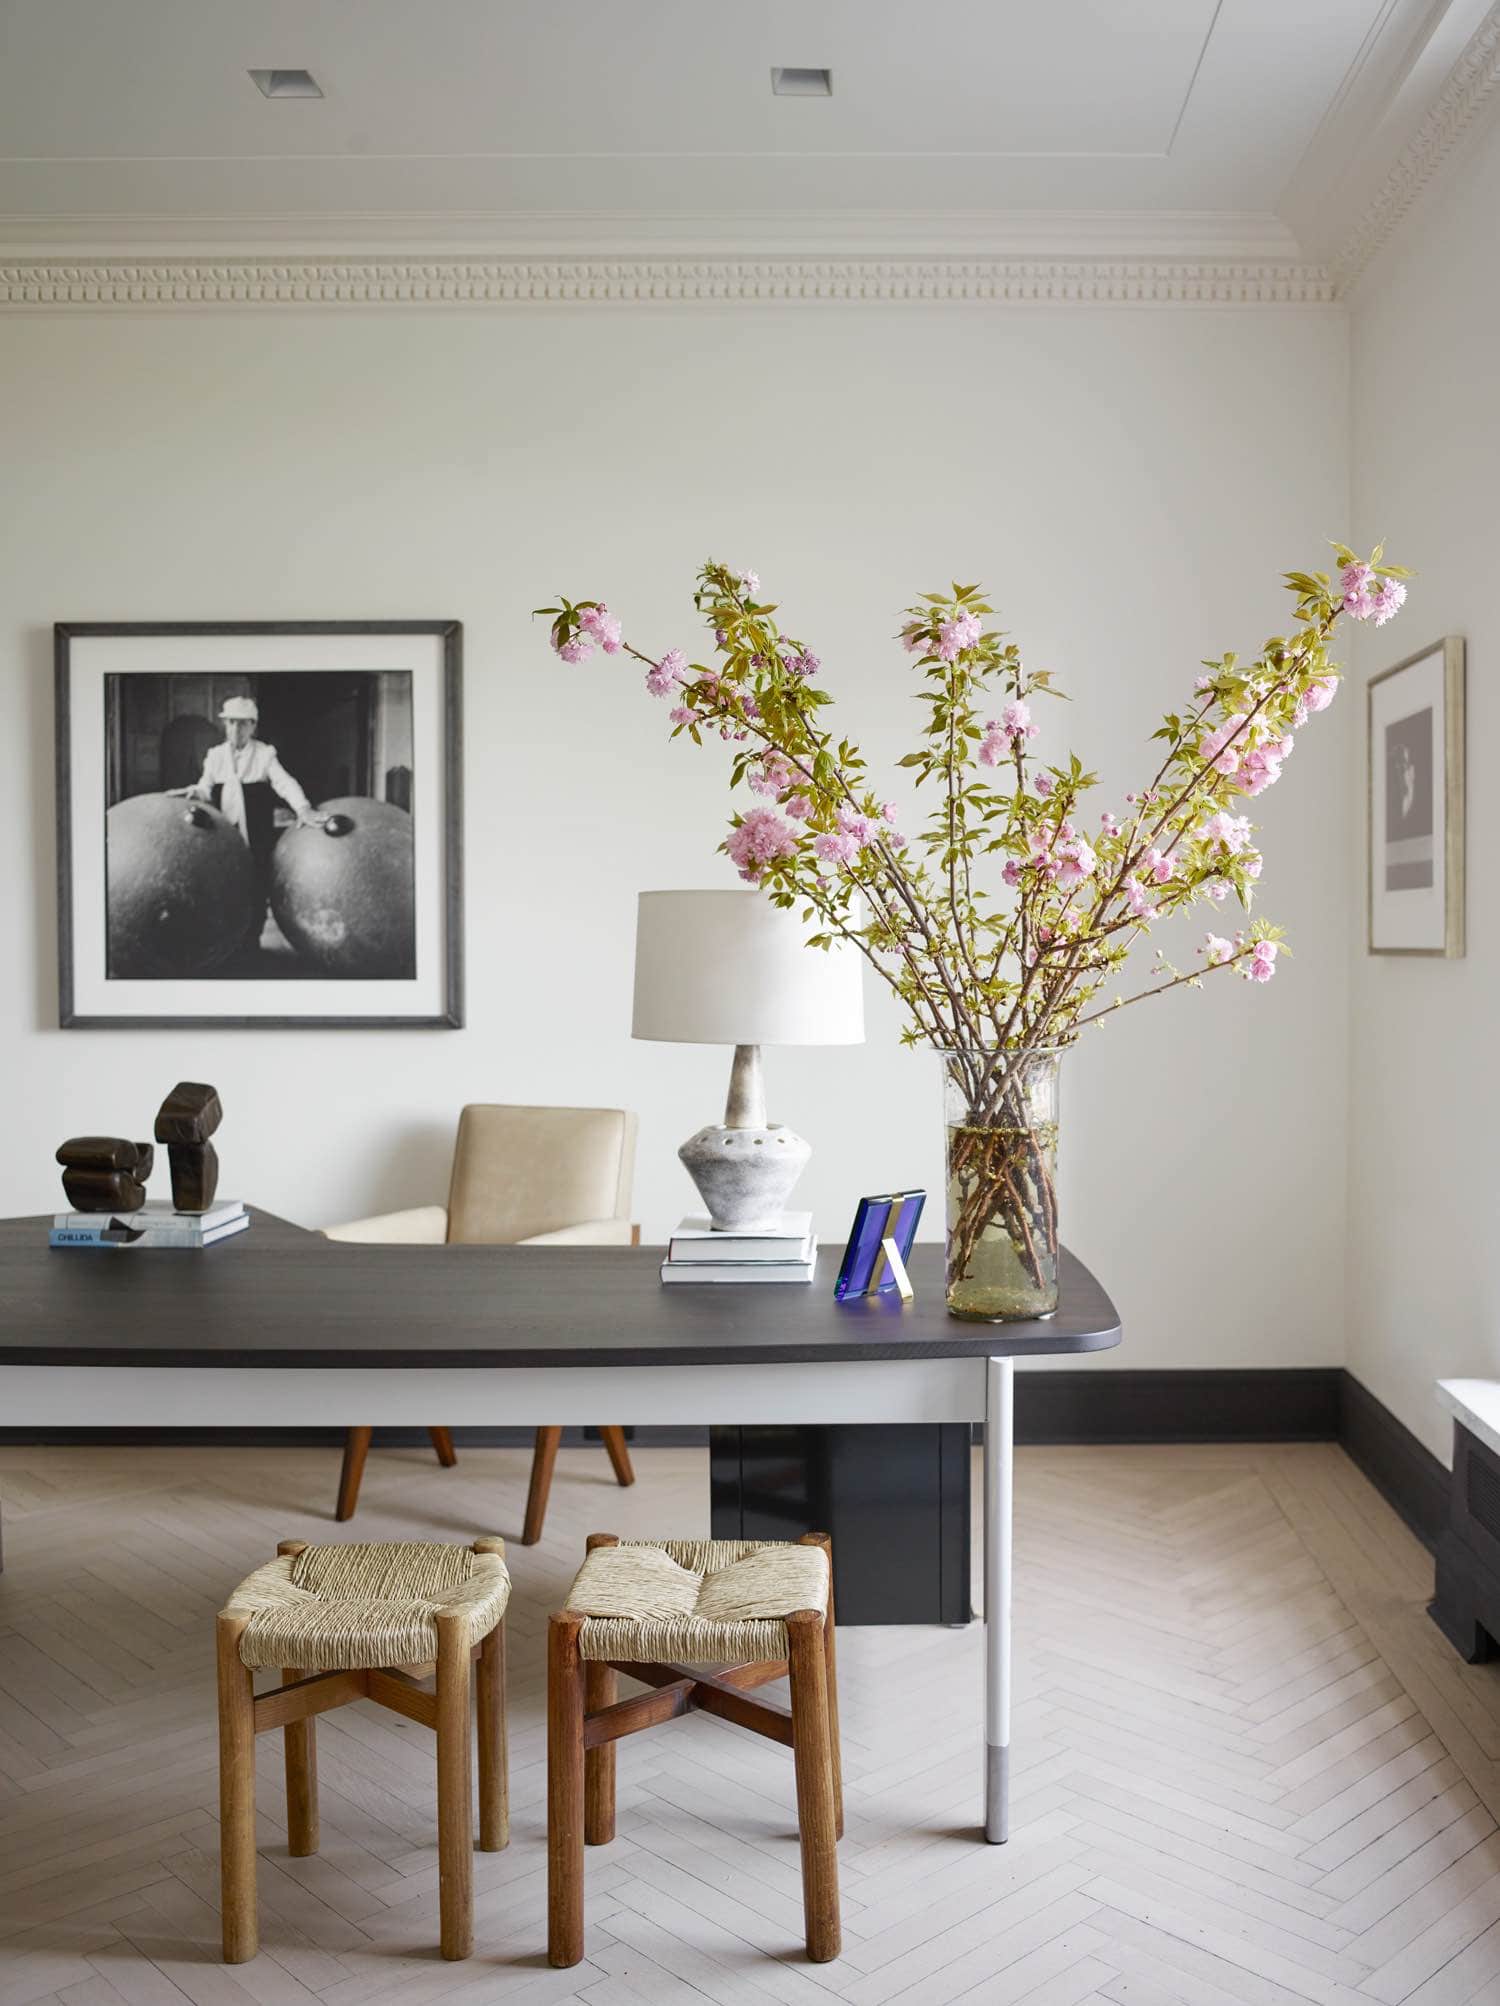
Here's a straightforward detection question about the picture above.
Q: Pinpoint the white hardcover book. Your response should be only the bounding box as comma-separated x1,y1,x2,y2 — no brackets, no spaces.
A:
52,1198,247,1232
660,1245,817,1284
666,1211,813,1263
49,1213,251,1249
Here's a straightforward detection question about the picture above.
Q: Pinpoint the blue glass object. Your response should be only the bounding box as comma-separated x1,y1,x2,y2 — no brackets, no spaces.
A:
834,1190,926,1302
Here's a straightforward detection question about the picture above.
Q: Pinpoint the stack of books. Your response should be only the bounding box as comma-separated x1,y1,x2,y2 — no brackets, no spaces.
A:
660,1210,816,1284
49,1199,250,1250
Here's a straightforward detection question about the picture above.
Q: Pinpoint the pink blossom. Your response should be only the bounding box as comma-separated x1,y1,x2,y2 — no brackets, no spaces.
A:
1194,674,1214,692
1002,699,1031,737
813,830,861,866
732,567,760,593
1100,811,1119,834
668,704,698,727
880,801,899,822
557,636,592,665
1035,774,1053,797
1243,851,1263,879
1247,940,1278,983
784,792,813,820
1052,837,1097,890
836,808,875,847
977,734,1006,768
726,807,798,883
1143,847,1174,886
579,604,623,654
1303,675,1338,715
1203,933,1235,967
1341,561,1373,600
645,648,687,698
1204,879,1229,902
1371,577,1407,626
1124,876,1151,918
936,611,983,662
748,752,796,798
900,623,927,654
1235,744,1284,796
1002,859,1023,888
1202,810,1252,854
1201,715,1248,776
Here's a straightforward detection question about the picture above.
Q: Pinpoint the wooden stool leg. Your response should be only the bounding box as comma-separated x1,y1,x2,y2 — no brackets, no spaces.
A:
429,1427,458,1468
523,1427,562,1546
786,1609,841,1963
275,1541,318,1858
473,1538,509,1853
548,1612,587,1967
435,1611,473,1960
801,1533,843,1840
584,1661,617,1845
216,1612,259,1963
335,1428,372,1522
599,1427,635,1488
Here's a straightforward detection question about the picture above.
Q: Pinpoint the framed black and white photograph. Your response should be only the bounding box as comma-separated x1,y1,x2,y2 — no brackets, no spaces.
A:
55,621,463,1027
1368,635,1464,958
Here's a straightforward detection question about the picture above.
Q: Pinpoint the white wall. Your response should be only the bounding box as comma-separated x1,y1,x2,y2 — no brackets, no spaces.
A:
0,300,1352,1368
1347,112,1500,1460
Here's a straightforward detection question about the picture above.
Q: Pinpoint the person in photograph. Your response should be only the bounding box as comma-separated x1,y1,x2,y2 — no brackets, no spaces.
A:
170,695,322,945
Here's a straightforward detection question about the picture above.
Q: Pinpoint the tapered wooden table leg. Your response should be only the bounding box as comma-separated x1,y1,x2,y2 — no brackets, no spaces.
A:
600,1427,635,1487
429,1427,458,1468
435,1612,473,1959
335,1428,371,1522
786,1608,841,1963
548,1612,586,1967
473,1538,509,1853
801,1533,843,1840
524,1427,562,1545
216,1611,259,1963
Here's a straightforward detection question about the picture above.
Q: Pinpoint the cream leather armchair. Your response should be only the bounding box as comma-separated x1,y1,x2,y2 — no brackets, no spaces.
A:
323,1105,640,1542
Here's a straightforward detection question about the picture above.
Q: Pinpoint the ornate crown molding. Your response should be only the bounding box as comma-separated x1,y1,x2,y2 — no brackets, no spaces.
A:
1332,1,1500,292
0,255,1335,310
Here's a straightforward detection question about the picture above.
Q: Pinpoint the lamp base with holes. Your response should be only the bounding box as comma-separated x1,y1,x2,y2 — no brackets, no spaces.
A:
677,1121,811,1233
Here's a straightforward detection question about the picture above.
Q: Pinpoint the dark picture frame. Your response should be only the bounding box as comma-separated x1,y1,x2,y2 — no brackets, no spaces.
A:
55,620,464,1028
1367,635,1464,958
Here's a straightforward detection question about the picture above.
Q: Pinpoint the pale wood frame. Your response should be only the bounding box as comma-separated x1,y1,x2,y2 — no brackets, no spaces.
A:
1367,635,1466,957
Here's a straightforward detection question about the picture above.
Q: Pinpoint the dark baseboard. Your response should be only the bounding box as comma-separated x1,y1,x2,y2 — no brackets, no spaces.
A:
0,1368,1445,1552
1338,1371,1448,1550
1013,1368,1343,1445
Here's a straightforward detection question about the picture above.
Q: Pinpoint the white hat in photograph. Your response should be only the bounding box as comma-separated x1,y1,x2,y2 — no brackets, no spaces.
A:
218,696,259,721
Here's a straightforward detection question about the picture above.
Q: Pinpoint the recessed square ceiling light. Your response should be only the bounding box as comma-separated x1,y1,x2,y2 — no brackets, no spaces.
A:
771,67,832,97
249,69,323,99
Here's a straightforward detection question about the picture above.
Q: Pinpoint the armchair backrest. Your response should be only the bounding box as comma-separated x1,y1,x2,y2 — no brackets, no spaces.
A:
445,1104,638,1246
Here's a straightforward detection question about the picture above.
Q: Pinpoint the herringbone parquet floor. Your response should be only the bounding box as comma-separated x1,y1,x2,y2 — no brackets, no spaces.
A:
2,1440,1500,2005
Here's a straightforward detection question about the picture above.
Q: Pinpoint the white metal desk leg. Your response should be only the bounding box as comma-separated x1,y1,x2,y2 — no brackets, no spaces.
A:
984,1356,1014,1843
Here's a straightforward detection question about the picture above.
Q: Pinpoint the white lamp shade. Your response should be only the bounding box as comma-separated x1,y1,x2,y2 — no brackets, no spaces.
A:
632,890,865,1046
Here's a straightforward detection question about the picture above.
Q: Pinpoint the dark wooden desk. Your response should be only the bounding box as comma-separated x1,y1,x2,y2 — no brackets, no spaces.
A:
0,1207,1121,1843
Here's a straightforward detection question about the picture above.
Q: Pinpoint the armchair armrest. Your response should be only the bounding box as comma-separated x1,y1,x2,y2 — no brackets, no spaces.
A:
322,1205,449,1245
515,1218,637,1248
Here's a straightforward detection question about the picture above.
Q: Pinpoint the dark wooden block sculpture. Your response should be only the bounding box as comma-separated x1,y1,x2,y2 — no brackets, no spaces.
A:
155,1082,223,1214
55,1137,154,1213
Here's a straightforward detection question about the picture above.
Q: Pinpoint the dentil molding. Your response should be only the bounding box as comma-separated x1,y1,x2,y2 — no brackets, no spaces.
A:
0,255,1336,310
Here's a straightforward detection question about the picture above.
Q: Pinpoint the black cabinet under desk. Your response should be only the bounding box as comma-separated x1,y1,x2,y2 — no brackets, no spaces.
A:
709,1424,973,1626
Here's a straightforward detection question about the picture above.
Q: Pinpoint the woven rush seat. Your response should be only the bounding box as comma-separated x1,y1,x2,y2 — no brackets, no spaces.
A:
564,1537,829,1664
226,1540,511,1672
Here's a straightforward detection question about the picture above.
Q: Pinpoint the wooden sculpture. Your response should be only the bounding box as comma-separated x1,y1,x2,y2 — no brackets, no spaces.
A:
55,1137,154,1213
154,1082,223,1214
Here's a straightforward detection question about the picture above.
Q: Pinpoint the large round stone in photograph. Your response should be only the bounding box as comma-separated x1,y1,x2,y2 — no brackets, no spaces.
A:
270,796,415,977
106,794,255,976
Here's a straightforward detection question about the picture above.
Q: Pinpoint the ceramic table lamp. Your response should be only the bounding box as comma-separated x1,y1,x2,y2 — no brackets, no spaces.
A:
632,890,865,1232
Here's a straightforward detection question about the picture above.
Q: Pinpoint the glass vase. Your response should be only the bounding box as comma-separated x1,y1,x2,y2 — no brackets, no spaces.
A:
942,1048,1061,1321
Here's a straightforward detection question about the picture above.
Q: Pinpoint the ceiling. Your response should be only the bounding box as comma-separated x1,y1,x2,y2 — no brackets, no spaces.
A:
0,0,1494,264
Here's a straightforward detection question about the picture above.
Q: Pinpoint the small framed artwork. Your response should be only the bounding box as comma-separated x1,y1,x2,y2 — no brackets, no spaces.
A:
55,621,464,1027
834,1190,926,1303
1367,636,1465,958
